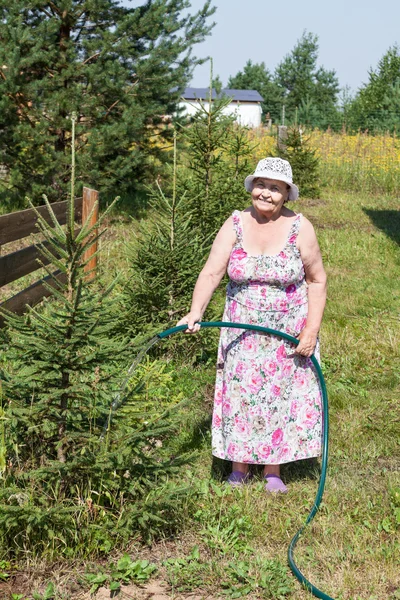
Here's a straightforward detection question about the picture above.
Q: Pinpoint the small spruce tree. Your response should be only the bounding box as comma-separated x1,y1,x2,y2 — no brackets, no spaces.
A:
124,65,255,345
275,127,321,198
1,113,122,465
125,131,207,335
0,115,192,557
180,64,254,240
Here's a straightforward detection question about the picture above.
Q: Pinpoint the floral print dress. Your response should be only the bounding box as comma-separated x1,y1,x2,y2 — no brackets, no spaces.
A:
212,210,322,465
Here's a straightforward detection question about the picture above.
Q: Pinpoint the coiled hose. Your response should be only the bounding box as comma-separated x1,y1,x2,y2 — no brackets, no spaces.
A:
105,321,334,600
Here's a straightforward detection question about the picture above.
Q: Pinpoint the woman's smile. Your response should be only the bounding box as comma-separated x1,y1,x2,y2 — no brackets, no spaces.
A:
251,178,289,215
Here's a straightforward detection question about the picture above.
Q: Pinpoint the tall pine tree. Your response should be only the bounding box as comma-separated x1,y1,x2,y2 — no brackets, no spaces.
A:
275,31,339,127
347,45,400,132
0,0,215,207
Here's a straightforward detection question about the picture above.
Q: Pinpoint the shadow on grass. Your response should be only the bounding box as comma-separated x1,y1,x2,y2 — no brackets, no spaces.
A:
363,208,400,245
175,415,212,456
282,457,320,483
210,456,320,484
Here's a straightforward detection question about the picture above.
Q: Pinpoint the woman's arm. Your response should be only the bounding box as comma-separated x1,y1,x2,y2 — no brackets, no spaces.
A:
177,217,236,333
296,217,327,356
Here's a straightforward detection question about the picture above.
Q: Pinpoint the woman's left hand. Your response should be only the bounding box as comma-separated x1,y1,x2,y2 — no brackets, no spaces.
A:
295,327,318,358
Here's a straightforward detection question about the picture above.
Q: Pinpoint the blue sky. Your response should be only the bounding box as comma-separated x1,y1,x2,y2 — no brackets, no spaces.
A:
124,0,400,96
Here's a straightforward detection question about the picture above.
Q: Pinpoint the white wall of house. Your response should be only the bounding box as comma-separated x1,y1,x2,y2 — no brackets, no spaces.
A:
179,100,262,128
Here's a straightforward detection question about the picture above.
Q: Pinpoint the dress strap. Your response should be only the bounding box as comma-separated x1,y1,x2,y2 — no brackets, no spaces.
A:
287,213,302,246
232,210,243,243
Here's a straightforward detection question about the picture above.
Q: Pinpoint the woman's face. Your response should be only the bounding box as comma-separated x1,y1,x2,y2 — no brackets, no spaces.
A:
251,178,290,217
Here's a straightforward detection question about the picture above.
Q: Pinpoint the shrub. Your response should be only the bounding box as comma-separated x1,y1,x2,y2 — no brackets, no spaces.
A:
0,116,194,558
275,126,321,198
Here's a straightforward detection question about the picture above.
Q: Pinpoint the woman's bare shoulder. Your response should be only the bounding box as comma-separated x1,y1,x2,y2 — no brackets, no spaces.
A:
240,207,252,220
297,215,319,252
298,215,316,235
214,215,236,244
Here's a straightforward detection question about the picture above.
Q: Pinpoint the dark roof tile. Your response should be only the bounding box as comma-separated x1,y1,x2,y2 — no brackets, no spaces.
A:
182,88,263,102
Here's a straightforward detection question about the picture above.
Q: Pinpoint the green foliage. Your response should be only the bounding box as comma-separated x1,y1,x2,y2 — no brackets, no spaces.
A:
221,558,293,598
227,60,283,123
347,45,400,132
0,558,10,580
0,116,195,559
122,71,254,357
164,545,203,591
2,115,122,465
32,582,55,600
275,127,320,198
124,136,207,336
164,542,293,599
0,0,215,208
0,388,6,477
275,31,340,127
180,90,253,240
228,32,340,129
212,74,223,94
85,555,157,594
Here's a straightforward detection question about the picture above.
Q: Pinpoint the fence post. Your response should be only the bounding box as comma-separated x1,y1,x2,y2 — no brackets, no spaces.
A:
278,125,288,151
82,187,99,281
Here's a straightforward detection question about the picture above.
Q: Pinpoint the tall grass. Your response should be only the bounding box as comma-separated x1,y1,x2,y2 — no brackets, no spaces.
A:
248,127,400,195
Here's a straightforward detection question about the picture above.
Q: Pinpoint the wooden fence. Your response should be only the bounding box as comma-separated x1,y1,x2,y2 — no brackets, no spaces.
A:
0,187,99,327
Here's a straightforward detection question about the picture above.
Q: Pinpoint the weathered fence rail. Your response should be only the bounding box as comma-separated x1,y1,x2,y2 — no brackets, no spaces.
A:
0,187,98,327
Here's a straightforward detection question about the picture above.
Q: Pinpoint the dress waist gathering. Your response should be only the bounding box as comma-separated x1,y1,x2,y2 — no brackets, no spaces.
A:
226,279,308,313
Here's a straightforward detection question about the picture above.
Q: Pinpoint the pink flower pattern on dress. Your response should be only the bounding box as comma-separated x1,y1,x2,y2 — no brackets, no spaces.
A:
211,211,322,465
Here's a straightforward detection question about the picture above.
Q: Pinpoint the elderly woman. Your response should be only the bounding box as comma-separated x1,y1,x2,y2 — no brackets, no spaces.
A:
177,157,327,493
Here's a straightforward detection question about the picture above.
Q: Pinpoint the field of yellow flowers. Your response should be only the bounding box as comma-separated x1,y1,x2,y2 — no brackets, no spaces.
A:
248,127,400,194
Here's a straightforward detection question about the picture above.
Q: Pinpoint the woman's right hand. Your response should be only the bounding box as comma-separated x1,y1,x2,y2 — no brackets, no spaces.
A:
176,311,202,333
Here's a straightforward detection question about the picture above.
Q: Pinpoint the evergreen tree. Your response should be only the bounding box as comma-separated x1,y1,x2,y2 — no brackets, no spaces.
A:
347,45,400,132
274,31,340,127
1,114,123,465
275,127,320,198
180,78,253,240
123,76,254,347
0,0,215,207
212,74,223,94
297,95,321,128
227,60,283,123
0,115,192,556
125,132,207,335
379,81,400,131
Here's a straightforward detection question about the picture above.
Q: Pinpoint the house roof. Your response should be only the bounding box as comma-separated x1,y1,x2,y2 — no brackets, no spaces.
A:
182,88,263,102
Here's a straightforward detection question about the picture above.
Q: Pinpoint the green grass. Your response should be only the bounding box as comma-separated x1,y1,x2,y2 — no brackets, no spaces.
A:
1,189,399,599
152,190,399,600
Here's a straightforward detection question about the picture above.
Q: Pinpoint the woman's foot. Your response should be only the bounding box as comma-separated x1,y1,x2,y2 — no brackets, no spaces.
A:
226,471,251,486
264,474,288,493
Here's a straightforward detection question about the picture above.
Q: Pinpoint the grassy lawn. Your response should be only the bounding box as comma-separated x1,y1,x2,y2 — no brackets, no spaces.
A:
148,191,399,600
89,189,399,600
1,188,399,599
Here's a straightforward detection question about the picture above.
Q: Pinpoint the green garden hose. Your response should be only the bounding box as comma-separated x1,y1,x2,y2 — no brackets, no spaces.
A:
105,320,333,600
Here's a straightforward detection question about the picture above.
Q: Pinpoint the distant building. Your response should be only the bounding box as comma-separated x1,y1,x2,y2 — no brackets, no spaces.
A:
179,88,264,128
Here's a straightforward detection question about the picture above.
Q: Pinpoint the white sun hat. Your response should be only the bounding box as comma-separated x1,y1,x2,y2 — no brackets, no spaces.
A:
244,157,299,201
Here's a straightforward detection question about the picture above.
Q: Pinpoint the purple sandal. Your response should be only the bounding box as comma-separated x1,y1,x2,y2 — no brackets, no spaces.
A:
226,471,251,486
264,474,288,494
